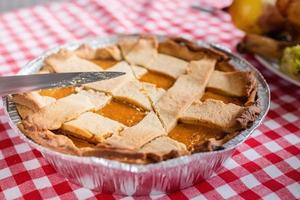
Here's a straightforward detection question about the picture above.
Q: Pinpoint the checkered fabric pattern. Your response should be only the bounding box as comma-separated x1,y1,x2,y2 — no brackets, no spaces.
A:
0,0,299,199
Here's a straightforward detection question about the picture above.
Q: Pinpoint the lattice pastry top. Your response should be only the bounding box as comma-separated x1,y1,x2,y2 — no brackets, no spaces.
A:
13,35,260,164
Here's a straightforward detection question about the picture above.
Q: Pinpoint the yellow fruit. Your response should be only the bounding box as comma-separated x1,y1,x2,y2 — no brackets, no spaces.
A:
229,0,263,34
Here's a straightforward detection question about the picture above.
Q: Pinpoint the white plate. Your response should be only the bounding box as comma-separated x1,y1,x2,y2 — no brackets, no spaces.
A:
255,55,300,87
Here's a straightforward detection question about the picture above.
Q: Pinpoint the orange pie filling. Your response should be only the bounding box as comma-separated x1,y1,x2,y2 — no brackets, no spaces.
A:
140,71,175,90
201,91,245,106
90,59,118,69
96,99,146,127
39,87,75,99
169,123,225,150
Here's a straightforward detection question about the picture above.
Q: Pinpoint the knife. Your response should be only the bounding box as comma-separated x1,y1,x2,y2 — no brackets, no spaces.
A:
0,71,125,96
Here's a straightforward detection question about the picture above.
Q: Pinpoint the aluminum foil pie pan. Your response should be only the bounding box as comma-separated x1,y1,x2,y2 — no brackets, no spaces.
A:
3,35,270,196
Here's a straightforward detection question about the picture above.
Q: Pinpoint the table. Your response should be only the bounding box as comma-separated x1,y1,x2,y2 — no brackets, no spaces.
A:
0,0,299,199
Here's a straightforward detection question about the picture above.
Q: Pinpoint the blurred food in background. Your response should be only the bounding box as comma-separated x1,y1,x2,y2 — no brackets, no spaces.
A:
280,45,300,80
229,0,300,80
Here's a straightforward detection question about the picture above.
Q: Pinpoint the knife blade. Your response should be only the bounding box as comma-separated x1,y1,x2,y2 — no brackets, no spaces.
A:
0,71,125,96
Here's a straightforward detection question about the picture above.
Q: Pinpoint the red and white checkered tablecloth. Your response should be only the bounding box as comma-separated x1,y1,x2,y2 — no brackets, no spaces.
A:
0,0,299,199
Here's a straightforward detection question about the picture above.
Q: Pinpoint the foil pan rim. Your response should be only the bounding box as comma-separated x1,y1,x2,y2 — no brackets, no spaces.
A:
2,34,270,173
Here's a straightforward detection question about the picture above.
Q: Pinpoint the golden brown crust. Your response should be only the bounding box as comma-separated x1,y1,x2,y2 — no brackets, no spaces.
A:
158,37,229,62
12,94,39,111
15,104,35,119
145,150,181,162
139,136,189,160
18,124,81,156
236,105,261,129
244,72,258,106
83,139,190,164
215,61,236,72
244,72,257,97
20,123,187,164
191,139,222,153
245,87,257,106
20,124,146,163
12,92,56,111
81,144,147,164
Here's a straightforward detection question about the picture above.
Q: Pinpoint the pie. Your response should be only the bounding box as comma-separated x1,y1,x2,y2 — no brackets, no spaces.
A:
13,35,260,164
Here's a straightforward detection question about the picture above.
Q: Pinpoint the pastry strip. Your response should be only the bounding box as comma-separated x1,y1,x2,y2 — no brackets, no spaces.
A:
76,90,111,110
24,90,111,130
16,104,35,119
179,99,244,133
12,91,56,111
207,71,257,97
106,112,166,150
45,49,102,72
112,80,152,111
131,65,148,78
75,44,122,61
86,61,152,110
122,36,158,67
62,112,125,143
142,82,165,105
140,136,188,161
84,61,137,94
158,37,228,61
144,54,188,78
118,36,138,56
154,58,216,132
